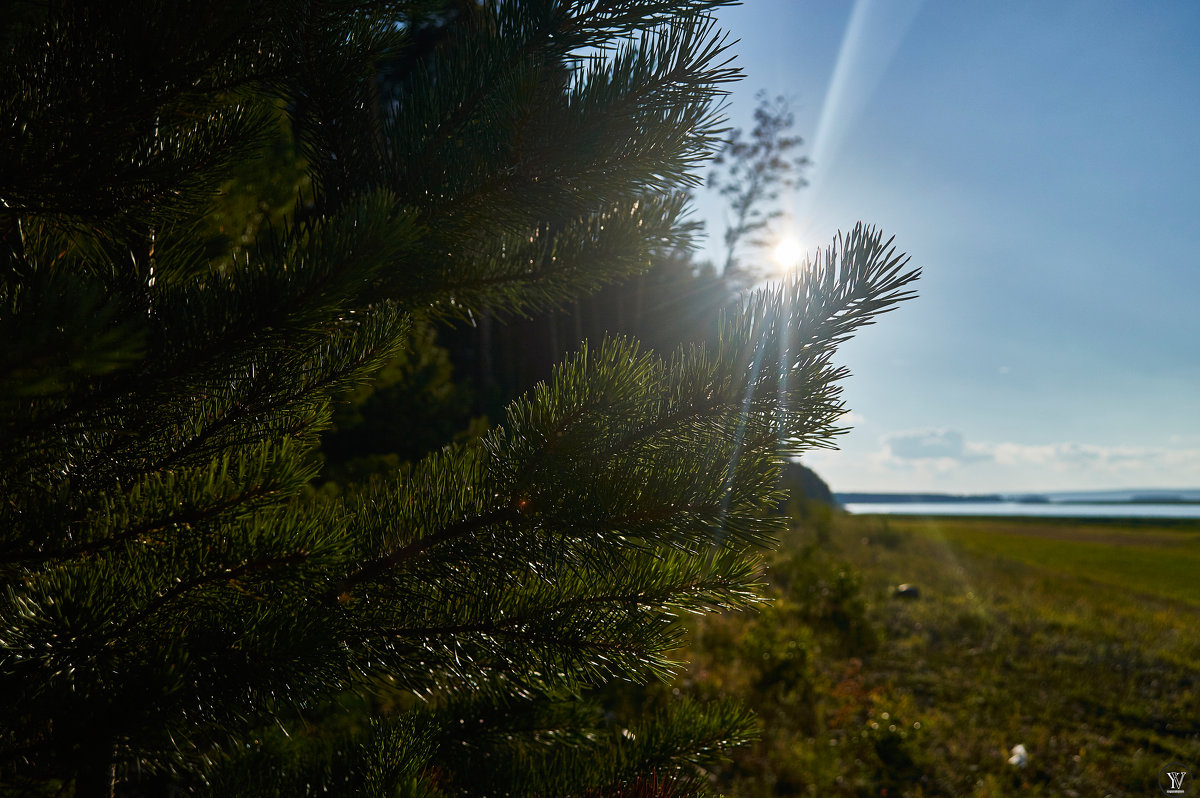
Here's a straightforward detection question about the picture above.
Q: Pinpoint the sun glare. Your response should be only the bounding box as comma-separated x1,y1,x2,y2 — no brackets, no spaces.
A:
772,236,806,273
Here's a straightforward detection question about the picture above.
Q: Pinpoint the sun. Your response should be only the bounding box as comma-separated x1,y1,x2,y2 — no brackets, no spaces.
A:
772,236,806,273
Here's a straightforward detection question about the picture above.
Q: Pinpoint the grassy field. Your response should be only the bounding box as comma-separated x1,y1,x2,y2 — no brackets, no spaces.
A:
903,515,1200,606
671,511,1200,796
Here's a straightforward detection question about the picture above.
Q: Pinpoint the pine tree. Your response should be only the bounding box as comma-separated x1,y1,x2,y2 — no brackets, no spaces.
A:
1,2,918,795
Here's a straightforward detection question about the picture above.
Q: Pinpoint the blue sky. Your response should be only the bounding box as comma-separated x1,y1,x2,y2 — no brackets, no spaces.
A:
693,0,1200,493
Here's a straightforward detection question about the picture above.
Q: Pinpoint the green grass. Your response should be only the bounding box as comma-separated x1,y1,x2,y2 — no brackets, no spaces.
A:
897,515,1200,606
665,511,1200,797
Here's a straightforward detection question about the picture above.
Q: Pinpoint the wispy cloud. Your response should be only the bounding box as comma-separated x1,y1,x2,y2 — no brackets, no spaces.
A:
870,428,1200,486
988,441,1200,475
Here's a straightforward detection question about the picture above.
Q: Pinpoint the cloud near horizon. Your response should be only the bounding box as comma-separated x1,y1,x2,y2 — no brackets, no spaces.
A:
872,428,1200,484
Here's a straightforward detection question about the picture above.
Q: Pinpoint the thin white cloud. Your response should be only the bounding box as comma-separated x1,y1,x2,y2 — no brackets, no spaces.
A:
839,410,867,426
871,429,1200,486
988,441,1200,475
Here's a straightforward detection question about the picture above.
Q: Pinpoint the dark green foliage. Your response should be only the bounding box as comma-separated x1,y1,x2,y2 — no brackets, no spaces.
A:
770,546,878,656
319,318,486,486
199,103,312,270
1,2,917,795
419,695,758,797
778,461,837,544
779,461,835,507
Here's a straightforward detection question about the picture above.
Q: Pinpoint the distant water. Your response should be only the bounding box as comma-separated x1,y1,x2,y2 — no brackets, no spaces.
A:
843,502,1200,520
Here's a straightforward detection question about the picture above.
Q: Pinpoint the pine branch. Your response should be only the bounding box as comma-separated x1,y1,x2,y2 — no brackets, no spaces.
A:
332,504,518,598
106,551,312,645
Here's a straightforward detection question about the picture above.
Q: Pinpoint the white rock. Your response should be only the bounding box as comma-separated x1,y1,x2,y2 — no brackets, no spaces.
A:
1008,744,1028,768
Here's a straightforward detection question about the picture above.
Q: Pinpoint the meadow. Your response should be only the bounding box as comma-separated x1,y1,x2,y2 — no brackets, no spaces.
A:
668,510,1200,796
